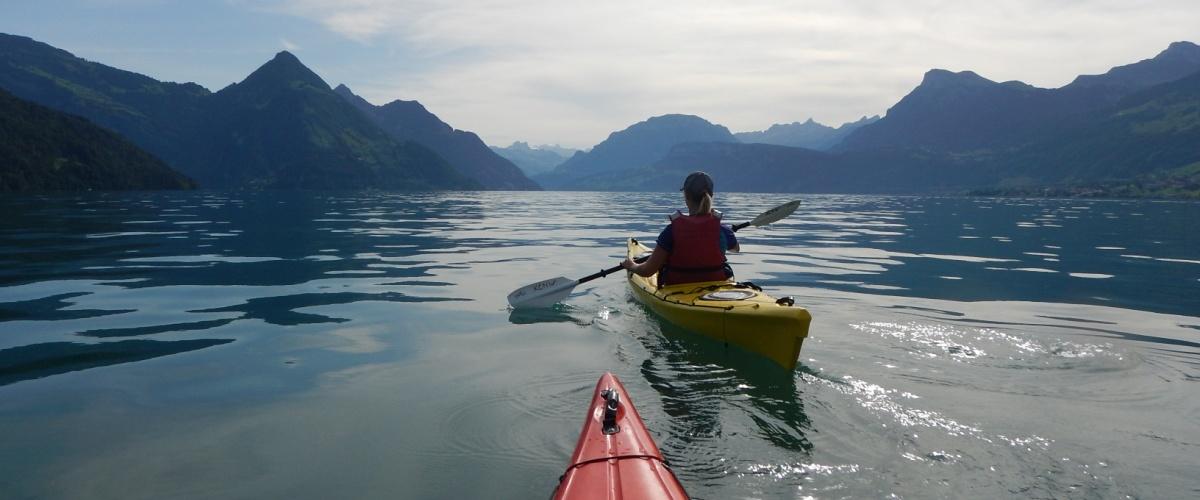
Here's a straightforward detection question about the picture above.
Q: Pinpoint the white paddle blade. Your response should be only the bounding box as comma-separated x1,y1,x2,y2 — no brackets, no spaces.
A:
750,200,801,227
507,276,579,308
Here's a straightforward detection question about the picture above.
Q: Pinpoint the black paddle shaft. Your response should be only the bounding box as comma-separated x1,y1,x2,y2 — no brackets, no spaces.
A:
578,263,623,285
578,254,650,285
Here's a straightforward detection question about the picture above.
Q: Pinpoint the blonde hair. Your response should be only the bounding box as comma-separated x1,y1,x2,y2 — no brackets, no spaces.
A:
688,192,714,216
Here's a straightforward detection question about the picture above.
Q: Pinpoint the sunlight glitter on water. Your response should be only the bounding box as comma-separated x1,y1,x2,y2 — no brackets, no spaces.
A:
742,461,861,479
850,322,988,360
809,373,986,436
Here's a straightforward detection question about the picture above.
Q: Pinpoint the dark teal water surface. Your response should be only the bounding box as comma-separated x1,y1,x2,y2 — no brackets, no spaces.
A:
1,191,1197,499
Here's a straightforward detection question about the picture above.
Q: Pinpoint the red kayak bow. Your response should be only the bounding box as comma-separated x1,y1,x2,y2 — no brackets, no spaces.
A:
553,372,688,500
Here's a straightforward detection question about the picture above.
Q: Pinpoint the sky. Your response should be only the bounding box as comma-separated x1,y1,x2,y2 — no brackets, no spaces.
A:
2,1,1199,149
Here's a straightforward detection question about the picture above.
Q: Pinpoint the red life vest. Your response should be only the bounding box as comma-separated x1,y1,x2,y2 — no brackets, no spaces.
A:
662,212,729,286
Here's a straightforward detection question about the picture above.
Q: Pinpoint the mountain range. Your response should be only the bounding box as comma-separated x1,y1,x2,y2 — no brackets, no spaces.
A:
538,41,1200,197
489,142,578,176
2,32,1198,196
837,42,1200,154
0,33,537,191
534,114,738,188
195,52,476,189
734,116,879,151
334,85,538,190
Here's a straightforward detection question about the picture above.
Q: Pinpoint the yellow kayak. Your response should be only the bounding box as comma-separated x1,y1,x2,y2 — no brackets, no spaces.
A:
625,238,811,371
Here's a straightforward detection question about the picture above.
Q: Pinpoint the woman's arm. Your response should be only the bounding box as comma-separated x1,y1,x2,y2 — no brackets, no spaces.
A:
621,246,669,277
724,225,740,253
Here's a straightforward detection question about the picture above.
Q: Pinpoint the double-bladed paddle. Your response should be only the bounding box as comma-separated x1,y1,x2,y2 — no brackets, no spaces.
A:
506,199,801,309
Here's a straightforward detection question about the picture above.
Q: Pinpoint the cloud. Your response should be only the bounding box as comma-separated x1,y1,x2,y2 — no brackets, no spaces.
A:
241,0,1200,148
280,38,299,51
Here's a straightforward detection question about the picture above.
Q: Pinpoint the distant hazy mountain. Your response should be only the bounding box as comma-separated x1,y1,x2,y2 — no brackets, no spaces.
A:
0,87,194,191
489,141,576,176
532,144,580,158
626,142,843,192
537,114,737,188
0,33,482,190
572,142,978,194
839,41,1200,154
335,85,538,190
546,137,996,194
734,116,878,151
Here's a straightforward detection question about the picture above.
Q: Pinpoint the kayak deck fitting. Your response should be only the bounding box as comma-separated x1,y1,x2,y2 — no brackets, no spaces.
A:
553,372,688,500
626,238,811,371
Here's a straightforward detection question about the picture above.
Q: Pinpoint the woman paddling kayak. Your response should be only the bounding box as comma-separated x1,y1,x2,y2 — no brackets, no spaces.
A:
621,171,740,286
620,178,812,370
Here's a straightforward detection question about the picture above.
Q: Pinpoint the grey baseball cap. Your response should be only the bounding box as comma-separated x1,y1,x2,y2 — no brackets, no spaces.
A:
680,171,714,198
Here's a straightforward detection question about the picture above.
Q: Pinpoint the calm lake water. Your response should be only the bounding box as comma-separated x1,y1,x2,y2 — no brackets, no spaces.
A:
1,191,1197,499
